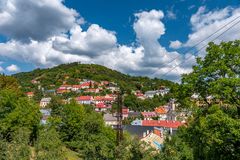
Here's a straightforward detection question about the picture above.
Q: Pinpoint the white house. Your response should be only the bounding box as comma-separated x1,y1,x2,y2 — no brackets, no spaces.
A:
40,97,51,108
75,96,93,105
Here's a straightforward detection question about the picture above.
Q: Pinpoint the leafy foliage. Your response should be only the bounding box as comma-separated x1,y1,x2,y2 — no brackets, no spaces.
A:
181,41,240,107
13,63,177,93
35,126,65,160
50,100,116,159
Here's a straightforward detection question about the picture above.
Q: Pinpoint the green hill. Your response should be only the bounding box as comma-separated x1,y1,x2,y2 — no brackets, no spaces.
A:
13,62,177,92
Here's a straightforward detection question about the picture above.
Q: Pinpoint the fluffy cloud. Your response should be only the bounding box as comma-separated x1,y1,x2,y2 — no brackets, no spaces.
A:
0,40,90,67
169,40,182,49
185,6,240,55
6,64,20,72
52,24,117,57
0,0,78,42
132,10,194,80
0,1,195,81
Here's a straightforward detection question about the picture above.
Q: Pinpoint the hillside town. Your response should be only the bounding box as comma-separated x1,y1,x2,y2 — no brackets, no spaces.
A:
25,78,188,150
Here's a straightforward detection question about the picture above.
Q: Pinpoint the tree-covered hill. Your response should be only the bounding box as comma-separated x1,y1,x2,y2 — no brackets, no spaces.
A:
13,62,178,92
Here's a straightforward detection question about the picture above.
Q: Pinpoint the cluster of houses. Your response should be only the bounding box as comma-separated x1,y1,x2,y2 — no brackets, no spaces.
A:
25,78,187,150
56,80,119,94
133,87,170,100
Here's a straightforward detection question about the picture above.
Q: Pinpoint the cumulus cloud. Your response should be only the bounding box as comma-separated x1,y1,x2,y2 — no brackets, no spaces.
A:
184,6,240,56
132,9,194,80
0,0,78,42
6,64,20,72
0,40,91,67
52,24,117,57
169,40,182,49
0,0,196,81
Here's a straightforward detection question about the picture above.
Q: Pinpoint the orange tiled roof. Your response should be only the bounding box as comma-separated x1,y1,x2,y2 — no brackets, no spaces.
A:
155,107,167,114
75,96,93,101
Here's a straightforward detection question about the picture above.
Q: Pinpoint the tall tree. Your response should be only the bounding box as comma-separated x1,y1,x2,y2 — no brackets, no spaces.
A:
181,41,240,108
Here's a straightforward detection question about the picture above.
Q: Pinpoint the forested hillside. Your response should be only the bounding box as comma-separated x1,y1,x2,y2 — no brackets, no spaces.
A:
13,63,178,93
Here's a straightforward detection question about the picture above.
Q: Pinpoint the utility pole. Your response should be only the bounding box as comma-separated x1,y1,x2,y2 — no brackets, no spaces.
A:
116,90,123,146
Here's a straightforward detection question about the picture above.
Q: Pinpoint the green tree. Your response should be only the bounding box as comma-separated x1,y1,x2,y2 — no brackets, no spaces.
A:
181,41,240,108
35,126,65,160
0,89,41,143
0,128,31,160
52,101,116,159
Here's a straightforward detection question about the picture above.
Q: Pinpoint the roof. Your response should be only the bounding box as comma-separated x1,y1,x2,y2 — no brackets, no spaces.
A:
40,97,51,102
128,112,141,117
155,107,167,114
103,113,117,121
75,96,93,101
94,96,113,101
80,82,91,87
123,125,154,137
26,92,34,95
141,132,164,150
145,91,157,95
96,103,107,108
122,108,129,114
136,93,144,97
141,112,157,117
142,120,184,128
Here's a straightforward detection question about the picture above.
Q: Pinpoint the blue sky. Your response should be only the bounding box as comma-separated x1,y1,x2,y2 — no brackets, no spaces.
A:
0,0,240,81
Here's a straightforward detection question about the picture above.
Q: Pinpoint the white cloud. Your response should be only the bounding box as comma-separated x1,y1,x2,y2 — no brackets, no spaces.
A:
52,24,117,57
0,2,196,81
132,9,194,80
6,64,20,72
0,0,79,42
166,10,176,19
169,40,182,49
0,40,90,67
184,6,240,56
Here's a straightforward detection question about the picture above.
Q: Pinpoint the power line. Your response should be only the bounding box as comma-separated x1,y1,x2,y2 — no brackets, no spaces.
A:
150,15,240,76
158,17,240,79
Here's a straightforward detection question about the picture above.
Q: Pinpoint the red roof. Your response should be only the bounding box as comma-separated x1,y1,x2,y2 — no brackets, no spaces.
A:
57,89,69,93
141,112,157,117
80,82,91,87
96,103,107,108
142,120,184,128
122,108,129,114
102,81,109,85
94,96,114,101
26,92,34,95
76,96,93,101
136,93,144,97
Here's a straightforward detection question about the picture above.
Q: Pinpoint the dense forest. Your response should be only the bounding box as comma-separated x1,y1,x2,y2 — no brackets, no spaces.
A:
0,40,240,159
